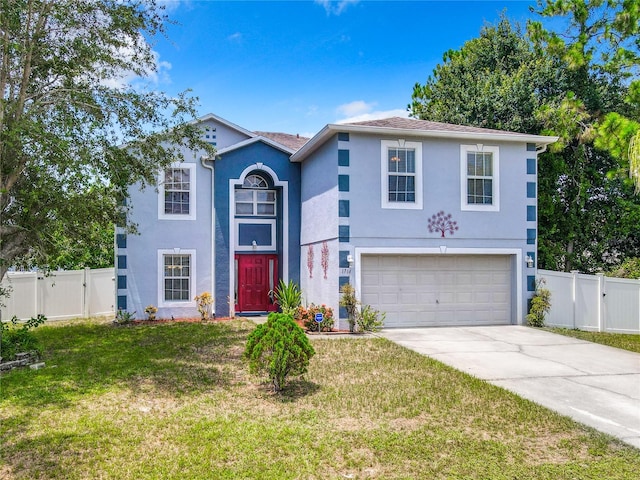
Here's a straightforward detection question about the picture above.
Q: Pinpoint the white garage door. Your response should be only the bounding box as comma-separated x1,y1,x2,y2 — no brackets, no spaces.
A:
361,255,512,328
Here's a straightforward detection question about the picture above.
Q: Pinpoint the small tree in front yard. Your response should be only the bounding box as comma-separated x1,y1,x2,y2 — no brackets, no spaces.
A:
244,313,315,392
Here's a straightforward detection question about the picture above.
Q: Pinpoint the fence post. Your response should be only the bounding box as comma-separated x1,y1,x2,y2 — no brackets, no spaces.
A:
570,270,579,329
596,273,605,332
83,267,90,318
35,272,42,318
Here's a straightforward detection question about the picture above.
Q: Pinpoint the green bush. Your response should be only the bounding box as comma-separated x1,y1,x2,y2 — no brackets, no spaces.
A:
527,279,552,327
295,304,335,332
244,312,315,392
272,280,302,316
357,305,385,332
0,315,46,361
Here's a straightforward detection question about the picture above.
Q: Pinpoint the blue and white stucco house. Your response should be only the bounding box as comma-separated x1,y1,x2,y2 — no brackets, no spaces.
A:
117,114,305,319
117,114,556,328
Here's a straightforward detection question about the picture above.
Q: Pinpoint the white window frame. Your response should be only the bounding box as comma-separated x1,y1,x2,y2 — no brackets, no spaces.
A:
381,140,423,210
157,249,197,307
234,189,277,216
460,145,500,212
235,219,277,251
158,162,197,220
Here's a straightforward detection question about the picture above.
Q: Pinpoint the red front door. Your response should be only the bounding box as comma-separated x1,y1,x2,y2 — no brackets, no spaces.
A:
236,254,278,313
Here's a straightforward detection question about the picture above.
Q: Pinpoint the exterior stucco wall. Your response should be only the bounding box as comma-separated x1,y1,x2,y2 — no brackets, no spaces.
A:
301,132,537,323
213,141,301,317
123,146,212,320
119,118,253,320
299,135,340,319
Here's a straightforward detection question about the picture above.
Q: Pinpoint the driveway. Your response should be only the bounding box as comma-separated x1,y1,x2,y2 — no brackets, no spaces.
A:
379,326,640,449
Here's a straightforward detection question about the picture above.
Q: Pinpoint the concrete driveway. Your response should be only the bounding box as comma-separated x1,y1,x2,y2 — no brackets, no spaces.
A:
379,326,640,448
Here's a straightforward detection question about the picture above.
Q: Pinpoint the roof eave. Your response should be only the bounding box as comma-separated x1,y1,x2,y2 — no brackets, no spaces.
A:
290,123,559,162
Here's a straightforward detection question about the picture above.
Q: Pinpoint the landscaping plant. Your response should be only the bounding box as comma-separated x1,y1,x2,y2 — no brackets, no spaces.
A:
114,309,136,325
194,292,213,320
340,283,385,332
527,279,552,327
0,314,46,361
144,305,157,321
271,279,302,316
339,283,358,332
356,304,385,333
244,312,315,392
295,304,335,332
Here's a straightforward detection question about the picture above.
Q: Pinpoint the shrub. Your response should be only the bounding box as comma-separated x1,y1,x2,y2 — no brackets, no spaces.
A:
339,283,358,332
295,304,335,332
244,312,315,392
194,292,213,320
0,315,46,361
527,279,552,327
144,305,157,321
357,305,385,332
272,280,302,316
114,309,135,325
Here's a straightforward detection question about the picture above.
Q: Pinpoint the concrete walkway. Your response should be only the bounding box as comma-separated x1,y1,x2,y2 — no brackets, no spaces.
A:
379,326,640,448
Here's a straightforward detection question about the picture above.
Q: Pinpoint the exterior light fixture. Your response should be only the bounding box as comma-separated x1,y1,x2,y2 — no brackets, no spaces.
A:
526,255,534,268
347,254,354,266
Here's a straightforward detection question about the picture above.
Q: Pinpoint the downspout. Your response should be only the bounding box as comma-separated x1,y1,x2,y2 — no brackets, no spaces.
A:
201,156,216,315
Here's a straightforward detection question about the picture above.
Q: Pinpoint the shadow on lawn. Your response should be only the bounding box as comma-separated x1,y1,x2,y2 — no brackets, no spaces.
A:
1,320,253,409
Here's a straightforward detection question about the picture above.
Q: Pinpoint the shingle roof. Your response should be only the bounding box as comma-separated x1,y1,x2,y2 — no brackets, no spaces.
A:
290,116,558,162
254,131,309,151
344,116,527,137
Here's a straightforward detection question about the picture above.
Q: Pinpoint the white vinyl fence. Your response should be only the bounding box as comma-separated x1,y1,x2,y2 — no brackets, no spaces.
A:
1,268,115,321
538,269,640,334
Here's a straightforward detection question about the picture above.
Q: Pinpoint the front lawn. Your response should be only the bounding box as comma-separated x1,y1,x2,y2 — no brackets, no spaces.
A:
1,318,639,479
546,327,640,354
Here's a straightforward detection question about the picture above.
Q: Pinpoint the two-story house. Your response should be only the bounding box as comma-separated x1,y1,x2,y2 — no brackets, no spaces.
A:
117,114,556,328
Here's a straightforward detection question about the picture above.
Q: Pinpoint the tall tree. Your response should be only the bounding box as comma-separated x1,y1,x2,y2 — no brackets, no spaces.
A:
410,14,640,273
0,0,214,280
528,0,640,189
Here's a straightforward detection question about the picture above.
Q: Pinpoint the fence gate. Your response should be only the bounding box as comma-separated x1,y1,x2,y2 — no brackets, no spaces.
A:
539,269,640,334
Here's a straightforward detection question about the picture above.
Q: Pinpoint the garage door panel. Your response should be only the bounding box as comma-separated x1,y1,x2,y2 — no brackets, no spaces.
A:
456,292,473,303
382,273,399,285
362,254,512,327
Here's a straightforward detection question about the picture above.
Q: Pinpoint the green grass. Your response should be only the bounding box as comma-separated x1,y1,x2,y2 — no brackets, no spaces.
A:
546,327,640,353
1,318,639,479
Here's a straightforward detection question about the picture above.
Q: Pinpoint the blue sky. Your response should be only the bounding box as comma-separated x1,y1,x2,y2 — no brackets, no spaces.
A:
152,1,538,137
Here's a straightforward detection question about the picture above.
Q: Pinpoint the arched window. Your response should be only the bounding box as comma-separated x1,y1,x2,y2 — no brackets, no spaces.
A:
235,173,276,216
243,174,268,189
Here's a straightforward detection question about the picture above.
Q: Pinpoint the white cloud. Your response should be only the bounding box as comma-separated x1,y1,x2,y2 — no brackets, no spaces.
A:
335,108,410,124
227,32,242,42
100,35,172,90
315,0,360,16
336,100,376,117
156,0,190,13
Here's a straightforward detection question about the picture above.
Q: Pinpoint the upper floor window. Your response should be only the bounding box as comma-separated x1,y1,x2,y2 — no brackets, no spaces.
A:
460,145,500,211
158,163,196,220
381,140,423,209
235,174,276,216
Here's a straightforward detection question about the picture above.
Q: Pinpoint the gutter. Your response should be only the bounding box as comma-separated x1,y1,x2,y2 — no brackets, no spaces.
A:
201,155,216,315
